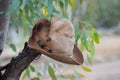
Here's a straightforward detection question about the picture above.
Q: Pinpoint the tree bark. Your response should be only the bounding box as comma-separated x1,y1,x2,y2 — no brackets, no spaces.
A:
0,0,9,55
0,42,41,80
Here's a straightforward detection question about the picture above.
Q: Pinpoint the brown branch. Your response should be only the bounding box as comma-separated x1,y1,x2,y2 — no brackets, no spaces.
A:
0,42,41,80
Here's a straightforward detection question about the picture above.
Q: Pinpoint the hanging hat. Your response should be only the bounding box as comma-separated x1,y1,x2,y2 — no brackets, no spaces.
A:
28,16,84,65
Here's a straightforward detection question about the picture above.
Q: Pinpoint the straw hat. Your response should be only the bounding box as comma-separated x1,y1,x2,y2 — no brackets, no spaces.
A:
28,16,83,65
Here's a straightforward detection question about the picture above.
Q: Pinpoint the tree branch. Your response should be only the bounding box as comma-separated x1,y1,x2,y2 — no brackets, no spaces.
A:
0,42,41,80
0,0,10,55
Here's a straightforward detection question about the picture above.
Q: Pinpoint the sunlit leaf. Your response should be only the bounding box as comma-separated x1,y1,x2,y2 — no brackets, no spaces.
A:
29,65,35,72
22,68,30,80
68,74,74,80
68,0,75,10
43,7,48,16
80,41,84,51
21,17,28,37
93,29,101,44
22,71,27,80
48,65,57,80
79,0,83,4
31,77,39,80
82,66,92,72
79,73,85,77
9,43,16,52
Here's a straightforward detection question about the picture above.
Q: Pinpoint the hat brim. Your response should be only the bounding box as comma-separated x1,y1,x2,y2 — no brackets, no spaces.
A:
28,40,84,65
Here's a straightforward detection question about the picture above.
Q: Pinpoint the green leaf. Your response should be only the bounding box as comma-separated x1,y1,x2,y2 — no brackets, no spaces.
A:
60,74,65,78
73,70,85,77
59,0,65,13
21,17,28,37
26,0,33,8
29,65,35,72
26,68,30,78
0,11,3,14
81,31,89,51
48,0,53,15
7,0,20,14
16,24,19,34
82,66,92,72
62,13,69,19
93,33,100,44
68,0,75,10
93,29,101,44
89,40,94,56
81,32,87,45
39,0,47,7
22,71,28,80
74,24,80,45
64,0,68,9
48,65,57,80
24,5,29,15
43,7,48,16
26,16,34,25
9,43,16,52
87,54,93,64
22,68,30,80
20,0,27,10
80,41,84,51
31,77,40,80
79,0,83,4
68,74,74,80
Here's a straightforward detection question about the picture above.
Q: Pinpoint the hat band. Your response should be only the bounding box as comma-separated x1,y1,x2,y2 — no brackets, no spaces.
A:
37,40,53,53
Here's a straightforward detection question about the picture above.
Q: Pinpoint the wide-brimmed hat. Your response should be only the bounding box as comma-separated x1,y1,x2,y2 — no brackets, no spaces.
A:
28,16,83,65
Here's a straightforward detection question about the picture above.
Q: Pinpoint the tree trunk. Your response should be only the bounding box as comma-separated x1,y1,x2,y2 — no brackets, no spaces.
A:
0,42,41,80
0,0,9,55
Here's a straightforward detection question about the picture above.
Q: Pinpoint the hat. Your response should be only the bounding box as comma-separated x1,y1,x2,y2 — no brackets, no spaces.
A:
28,16,83,65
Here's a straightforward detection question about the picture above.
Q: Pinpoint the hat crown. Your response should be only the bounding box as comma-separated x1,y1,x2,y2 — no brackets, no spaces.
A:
47,16,75,55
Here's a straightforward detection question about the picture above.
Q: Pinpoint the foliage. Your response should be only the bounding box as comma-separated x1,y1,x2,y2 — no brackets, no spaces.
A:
82,0,120,27
48,65,57,80
9,43,17,52
6,41,17,52
7,0,101,80
81,65,92,72
22,65,41,80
